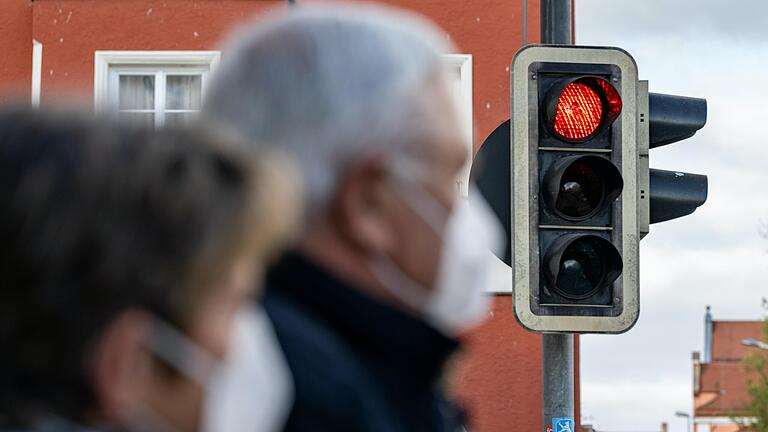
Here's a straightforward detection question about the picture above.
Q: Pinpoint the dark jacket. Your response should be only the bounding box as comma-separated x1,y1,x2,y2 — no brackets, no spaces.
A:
0,417,103,432
263,253,466,432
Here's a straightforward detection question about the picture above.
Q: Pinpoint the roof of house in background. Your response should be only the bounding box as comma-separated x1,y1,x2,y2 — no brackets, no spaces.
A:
712,321,764,361
695,320,764,417
697,362,752,416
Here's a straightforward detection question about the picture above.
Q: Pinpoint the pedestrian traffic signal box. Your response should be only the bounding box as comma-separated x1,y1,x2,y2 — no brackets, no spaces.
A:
508,45,706,334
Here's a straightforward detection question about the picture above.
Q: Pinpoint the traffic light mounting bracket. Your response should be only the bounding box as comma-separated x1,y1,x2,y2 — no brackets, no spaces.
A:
638,80,650,239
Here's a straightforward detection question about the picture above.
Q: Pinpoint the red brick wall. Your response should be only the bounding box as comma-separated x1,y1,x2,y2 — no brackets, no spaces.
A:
32,0,286,104
0,1,33,103
454,296,544,431
2,1,580,431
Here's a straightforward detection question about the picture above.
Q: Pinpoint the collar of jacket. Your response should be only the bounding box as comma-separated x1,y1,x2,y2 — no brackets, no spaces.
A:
266,252,461,387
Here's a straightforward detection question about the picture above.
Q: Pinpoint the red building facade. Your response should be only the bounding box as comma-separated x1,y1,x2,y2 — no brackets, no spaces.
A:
0,1,580,430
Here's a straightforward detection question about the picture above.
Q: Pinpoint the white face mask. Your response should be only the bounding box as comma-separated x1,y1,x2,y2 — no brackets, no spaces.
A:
371,176,504,336
138,306,293,432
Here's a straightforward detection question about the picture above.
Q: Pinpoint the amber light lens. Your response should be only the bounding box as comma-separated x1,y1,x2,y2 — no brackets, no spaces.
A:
553,82,603,140
554,160,604,219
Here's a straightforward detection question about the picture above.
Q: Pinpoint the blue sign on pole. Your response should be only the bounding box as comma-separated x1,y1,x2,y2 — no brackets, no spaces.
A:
552,417,574,432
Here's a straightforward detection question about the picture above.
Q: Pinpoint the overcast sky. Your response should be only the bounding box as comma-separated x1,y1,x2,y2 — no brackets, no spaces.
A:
575,1,768,431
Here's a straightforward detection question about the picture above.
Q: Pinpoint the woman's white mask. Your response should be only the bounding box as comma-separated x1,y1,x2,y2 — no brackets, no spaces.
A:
135,306,293,432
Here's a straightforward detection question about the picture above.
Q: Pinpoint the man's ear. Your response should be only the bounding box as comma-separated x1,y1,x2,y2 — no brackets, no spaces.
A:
332,156,398,256
90,309,153,422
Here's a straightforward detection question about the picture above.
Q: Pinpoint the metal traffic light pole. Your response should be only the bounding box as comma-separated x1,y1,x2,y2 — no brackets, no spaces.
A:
540,1,575,431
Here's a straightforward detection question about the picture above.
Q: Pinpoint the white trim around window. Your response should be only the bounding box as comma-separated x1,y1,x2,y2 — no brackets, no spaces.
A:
441,53,473,197
695,416,755,425
93,51,221,113
32,40,43,107
442,54,510,295
442,53,473,130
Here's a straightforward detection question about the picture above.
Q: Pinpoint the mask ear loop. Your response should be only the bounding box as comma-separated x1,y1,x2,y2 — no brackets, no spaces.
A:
118,403,178,432
368,157,457,313
144,317,219,388
369,256,432,311
386,156,451,235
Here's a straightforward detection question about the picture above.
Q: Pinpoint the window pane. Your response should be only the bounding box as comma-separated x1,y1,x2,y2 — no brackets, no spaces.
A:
164,112,197,126
166,75,202,110
119,112,155,127
119,75,155,110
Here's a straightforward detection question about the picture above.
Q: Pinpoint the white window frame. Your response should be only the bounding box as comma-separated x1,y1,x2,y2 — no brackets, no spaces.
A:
94,51,221,126
443,54,509,294
32,40,43,107
441,54,473,197
107,66,210,128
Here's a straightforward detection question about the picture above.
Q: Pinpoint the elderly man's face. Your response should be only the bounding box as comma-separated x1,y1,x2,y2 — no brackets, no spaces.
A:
326,74,470,314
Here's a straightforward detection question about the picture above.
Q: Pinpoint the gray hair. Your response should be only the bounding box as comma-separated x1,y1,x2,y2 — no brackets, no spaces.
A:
204,4,456,212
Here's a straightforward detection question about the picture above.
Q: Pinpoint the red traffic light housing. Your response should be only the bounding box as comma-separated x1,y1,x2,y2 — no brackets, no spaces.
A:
508,45,641,334
471,45,708,334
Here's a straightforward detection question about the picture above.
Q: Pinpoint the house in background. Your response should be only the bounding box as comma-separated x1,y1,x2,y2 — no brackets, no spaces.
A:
692,307,762,432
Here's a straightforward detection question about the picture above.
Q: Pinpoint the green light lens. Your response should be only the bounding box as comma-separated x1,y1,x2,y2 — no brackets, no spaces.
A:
555,238,605,299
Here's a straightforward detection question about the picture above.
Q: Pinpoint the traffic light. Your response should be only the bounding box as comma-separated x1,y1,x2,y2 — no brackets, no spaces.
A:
483,45,709,334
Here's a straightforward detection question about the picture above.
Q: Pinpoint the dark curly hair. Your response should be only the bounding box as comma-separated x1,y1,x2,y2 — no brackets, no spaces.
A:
0,107,296,427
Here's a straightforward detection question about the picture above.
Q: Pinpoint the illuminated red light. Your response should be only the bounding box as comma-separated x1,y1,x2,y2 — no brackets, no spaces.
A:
553,83,603,140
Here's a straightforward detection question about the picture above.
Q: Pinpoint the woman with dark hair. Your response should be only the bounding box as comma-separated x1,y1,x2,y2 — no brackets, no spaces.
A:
0,108,299,432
